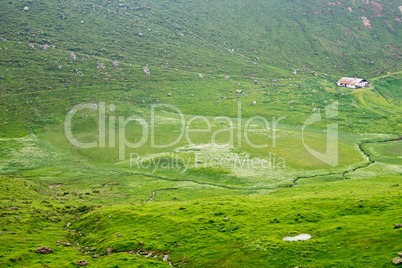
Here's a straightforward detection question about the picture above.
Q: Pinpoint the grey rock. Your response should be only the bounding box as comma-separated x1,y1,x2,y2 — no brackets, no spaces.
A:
70,52,77,60
78,260,89,266
111,60,120,68
143,66,150,76
392,257,402,265
40,44,50,51
35,247,53,254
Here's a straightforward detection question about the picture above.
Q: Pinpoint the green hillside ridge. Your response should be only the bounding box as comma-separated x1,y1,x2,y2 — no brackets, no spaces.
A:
0,0,401,267
0,0,401,77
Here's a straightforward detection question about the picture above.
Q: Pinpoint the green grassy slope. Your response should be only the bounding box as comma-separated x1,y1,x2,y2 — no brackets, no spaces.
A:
0,0,401,267
0,0,401,77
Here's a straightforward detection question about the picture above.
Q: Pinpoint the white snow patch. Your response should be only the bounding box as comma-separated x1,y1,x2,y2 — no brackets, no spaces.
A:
283,234,312,242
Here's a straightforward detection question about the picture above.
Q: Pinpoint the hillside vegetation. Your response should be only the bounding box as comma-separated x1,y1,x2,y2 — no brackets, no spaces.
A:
0,0,401,267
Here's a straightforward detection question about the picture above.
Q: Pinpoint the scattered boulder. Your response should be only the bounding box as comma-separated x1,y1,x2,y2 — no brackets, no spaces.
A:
394,224,402,229
0,37,7,42
58,65,63,70
63,242,71,246
224,75,230,80
393,257,402,265
35,247,53,254
111,60,120,68
77,260,89,266
143,66,150,76
10,207,18,210
40,44,50,51
399,253,402,258
70,52,77,60
236,90,243,94
97,63,105,69
253,80,259,85
167,93,172,97
348,7,353,12
138,242,144,246
362,16,373,29
23,6,29,11
198,73,203,78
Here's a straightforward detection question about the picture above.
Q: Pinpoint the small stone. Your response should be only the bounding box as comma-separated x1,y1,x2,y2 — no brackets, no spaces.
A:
394,224,402,229
111,60,120,68
77,260,89,266
398,253,402,258
138,242,144,246
35,247,53,254
143,66,150,76
68,53,76,61
392,257,402,265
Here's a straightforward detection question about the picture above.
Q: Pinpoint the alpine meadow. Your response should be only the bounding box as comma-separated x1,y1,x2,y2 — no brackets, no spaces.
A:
0,0,401,267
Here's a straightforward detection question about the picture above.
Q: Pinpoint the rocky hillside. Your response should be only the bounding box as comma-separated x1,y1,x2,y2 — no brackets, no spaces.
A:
0,0,400,78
